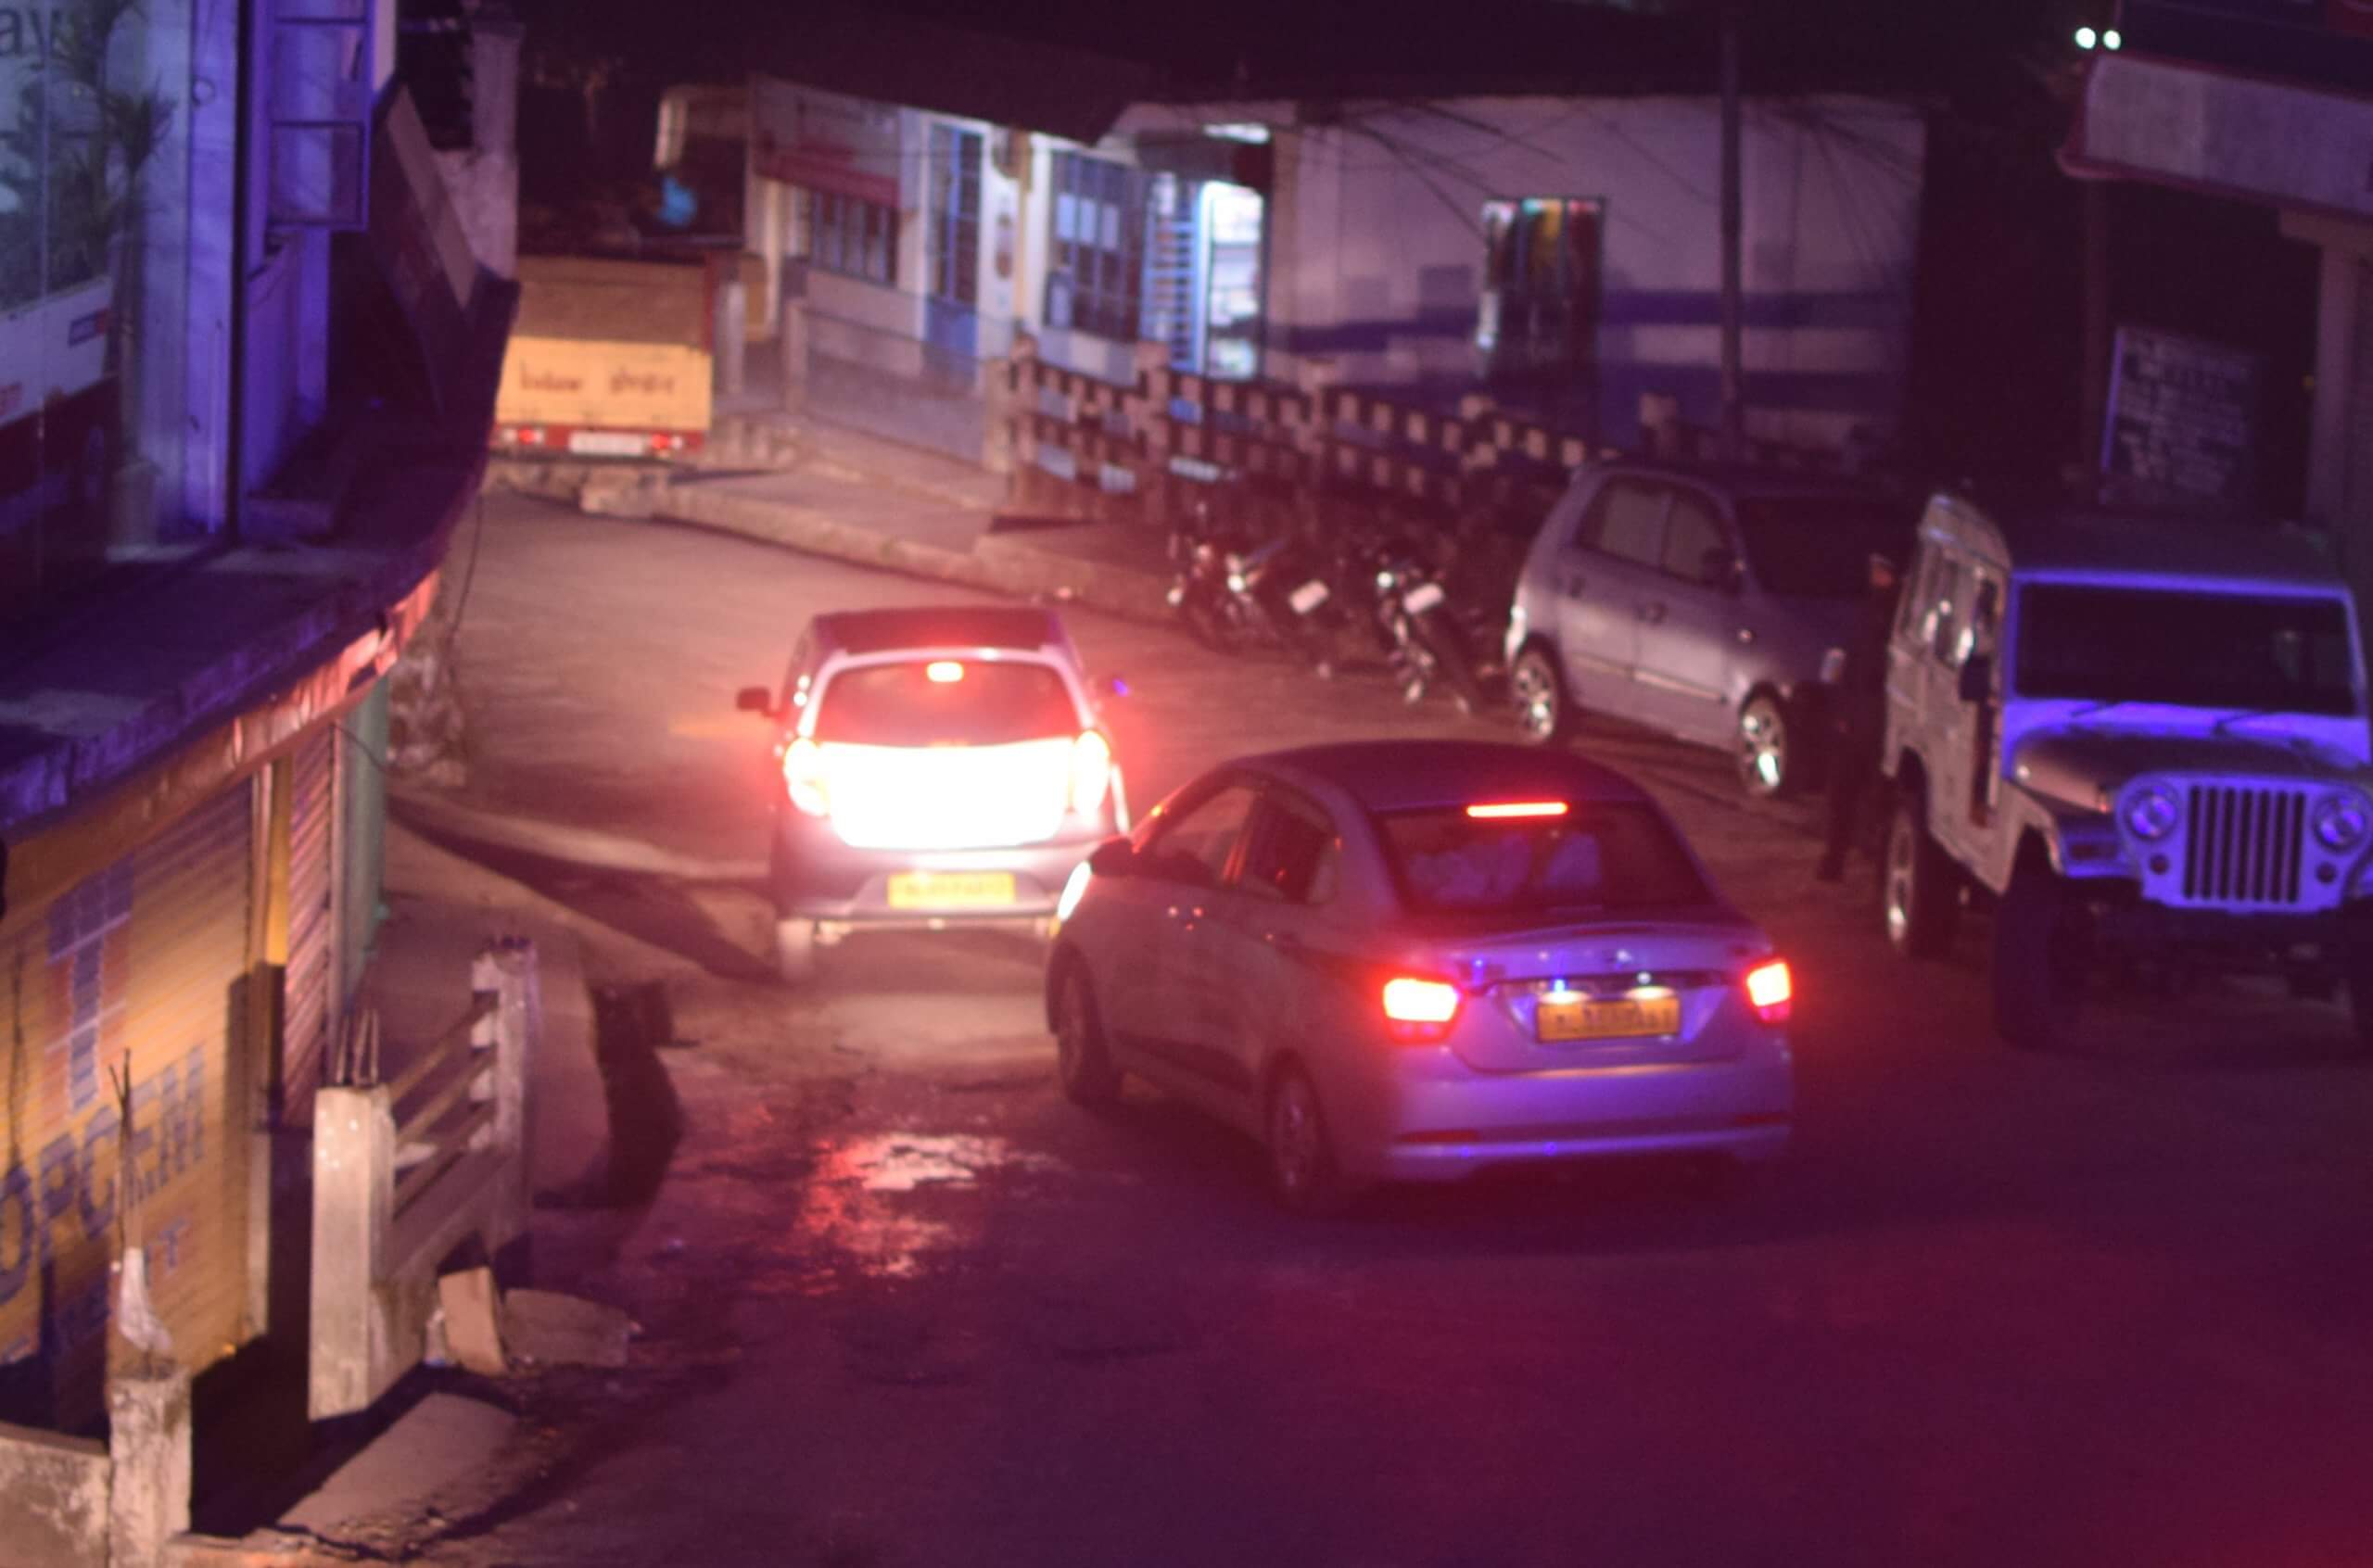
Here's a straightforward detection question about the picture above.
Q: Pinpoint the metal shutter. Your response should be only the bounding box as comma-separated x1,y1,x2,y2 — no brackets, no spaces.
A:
0,780,257,1429
283,727,337,1128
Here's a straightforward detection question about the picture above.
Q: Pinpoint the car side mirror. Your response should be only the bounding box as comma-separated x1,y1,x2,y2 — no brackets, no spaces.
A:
736,686,776,716
1957,653,1993,703
1088,837,1136,878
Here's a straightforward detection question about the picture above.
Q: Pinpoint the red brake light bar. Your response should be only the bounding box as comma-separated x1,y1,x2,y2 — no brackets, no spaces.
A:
1466,801,1569,819
1744,959,1792,1024
925,660,965,683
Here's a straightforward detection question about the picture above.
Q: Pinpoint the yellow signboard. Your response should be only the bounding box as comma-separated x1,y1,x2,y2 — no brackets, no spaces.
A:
495,335,713,436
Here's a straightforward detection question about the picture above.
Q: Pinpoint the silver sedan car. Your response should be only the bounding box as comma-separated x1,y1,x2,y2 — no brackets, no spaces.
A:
1044,740,1793,1213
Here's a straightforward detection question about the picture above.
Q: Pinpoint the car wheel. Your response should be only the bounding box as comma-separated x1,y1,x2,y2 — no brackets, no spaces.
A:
1994,857,2080,1049
774,917,818,988
1509,647,1572,745
1184,594,1242,655
1265,1065,1351,1218
1737,693,1796,799
1053,966,1123,1106
1884,788,1959,958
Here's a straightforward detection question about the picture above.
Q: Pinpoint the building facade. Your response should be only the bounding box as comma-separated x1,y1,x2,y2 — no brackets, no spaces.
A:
0,0,514,1436
690,70,1923,468
2063,1,2373,590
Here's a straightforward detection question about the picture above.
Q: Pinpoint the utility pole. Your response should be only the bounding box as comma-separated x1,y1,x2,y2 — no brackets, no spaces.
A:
2078,178,2110,500
1719,3,1745,463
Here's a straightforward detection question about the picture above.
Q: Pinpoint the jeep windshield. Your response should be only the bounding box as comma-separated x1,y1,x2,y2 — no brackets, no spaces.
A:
1732,497,1915,598
2015,585,2358,717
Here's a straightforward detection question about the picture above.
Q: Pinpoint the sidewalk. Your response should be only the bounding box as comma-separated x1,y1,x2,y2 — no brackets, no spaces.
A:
487,404,1177,626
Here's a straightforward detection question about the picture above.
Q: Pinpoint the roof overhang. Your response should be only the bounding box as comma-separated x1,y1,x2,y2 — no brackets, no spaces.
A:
2060,53,2373,226
746,6,1151,144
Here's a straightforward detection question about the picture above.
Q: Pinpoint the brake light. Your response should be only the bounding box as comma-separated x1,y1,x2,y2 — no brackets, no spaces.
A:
1070,730,1112,818
1466,801,1568,819
782,736,830,816
926,660,965,683
1743,959,1792,1024
1382,975,1460,1042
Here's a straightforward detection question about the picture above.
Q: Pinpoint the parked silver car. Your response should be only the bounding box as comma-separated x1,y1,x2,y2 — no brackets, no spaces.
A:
1504,462,1916,796
1044,740,1793,1214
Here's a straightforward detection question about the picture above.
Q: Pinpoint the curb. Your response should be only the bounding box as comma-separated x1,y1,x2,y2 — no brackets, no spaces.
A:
391,788,768,882
493,461,1176,628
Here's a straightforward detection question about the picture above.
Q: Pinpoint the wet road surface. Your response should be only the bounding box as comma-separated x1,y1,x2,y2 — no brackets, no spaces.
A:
369,493,2373,1568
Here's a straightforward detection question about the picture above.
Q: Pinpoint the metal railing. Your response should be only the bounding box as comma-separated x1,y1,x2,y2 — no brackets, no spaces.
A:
310,940,539,1419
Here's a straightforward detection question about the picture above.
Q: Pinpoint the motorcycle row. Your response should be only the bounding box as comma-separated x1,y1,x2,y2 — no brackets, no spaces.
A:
1163,503,1508,714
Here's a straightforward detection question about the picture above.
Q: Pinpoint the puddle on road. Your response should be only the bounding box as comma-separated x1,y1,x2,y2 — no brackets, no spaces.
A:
792,1133,1065,1286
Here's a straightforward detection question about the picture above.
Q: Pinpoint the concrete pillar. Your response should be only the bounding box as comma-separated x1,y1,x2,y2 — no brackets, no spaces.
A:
107,1363,191,1567
483,941,539,1241
779,299,810,414
309,1083,393,1421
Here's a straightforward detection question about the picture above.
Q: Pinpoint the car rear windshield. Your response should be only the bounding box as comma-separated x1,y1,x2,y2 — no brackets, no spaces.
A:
1377,803,1713,917
1733,497,1913,599
2015,585,2359,715
810,659,1080,746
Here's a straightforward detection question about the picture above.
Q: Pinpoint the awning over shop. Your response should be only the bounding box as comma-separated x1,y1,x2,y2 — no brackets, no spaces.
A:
2062,54,2373,224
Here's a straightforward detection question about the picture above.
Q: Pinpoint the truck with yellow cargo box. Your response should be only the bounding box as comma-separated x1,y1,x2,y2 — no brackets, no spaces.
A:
492,255,713,460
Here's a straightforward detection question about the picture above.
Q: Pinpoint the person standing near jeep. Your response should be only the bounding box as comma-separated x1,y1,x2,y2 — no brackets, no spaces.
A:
1815,551,1901,882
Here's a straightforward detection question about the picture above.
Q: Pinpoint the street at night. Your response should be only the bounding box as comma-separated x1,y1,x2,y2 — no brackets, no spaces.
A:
6,1,2372,1563
337,493,2373,1567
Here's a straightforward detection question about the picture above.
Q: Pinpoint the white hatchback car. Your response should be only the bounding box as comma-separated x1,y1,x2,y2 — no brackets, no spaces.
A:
1045,740,1793,1213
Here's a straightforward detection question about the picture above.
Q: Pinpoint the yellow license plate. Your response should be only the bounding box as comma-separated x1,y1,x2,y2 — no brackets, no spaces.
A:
1537,993,1681,1043
886,871,1017,909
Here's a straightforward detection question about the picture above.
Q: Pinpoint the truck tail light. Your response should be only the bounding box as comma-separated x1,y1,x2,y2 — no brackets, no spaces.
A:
1743,959,1792,1025
782,736,830,816
1382,975,1460,1042
1070,730,1112,818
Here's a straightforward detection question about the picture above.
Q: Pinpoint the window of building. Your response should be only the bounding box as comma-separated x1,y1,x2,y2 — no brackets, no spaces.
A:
927,123,981,307
805,189,896,286
1475,196,1602,387
1044,150,1143,342
0,0,209,615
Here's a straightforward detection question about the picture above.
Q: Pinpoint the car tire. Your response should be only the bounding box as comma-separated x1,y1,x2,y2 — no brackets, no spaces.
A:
1509,646,1573,745
1265,1065,1352,1218
1884,789,1959,959
1994,857,2080,1049
1184,594,1242,655
774,917,818,988
1737,693,1797,799
1052,965,1123,1106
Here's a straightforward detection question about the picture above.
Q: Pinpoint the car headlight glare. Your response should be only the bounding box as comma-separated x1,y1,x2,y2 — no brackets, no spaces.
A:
2122,783,2180,842
2314,791,2370,851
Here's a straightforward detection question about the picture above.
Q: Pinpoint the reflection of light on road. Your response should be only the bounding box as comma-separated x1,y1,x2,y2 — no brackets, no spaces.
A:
794,1134,1062,1284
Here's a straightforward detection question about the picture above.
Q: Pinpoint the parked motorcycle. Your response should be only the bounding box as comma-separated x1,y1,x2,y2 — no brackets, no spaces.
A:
1363,532,1488,714
1164,506,1340,674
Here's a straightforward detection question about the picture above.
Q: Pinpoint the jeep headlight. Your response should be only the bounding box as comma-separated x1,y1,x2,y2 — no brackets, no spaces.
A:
2122,783,2181,842
2314,790,2371,851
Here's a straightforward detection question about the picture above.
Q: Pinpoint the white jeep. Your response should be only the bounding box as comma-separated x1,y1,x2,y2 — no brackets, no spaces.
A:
1879,490,2373,1050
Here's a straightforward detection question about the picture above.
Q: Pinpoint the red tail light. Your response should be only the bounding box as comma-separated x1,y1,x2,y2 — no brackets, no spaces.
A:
782,736,829,816
1743,959,1792,1025
1466,801,1568,819
1382,975,1460,1042
1070,730,1113,819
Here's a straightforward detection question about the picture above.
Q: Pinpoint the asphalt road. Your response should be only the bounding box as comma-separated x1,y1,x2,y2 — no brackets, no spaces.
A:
387,492,2373,1568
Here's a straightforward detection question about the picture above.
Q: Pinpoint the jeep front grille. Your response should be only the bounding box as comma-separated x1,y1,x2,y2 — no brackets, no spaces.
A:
2182,785,2305,905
